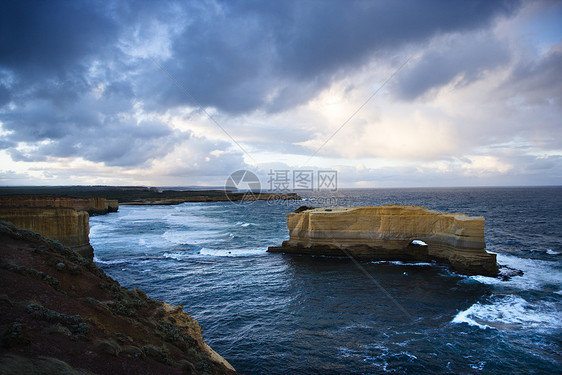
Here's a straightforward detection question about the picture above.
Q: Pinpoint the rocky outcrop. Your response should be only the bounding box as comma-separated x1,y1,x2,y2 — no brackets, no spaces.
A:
0,220,237,374
0,195,118,259
0,207,93,259
106,199,119,213
268,205,498,276
0,195,119,215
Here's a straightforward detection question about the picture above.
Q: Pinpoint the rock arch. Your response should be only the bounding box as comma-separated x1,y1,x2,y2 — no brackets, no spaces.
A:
268,205,498,276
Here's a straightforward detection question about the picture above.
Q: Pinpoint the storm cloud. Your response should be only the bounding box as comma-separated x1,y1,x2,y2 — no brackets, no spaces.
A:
143,0,520,113
0,0,559,186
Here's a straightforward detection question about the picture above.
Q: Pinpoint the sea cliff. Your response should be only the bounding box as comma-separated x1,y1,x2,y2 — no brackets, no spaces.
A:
268,205,498,276
0,207,93,258
0,220,236,374
0,195,118,259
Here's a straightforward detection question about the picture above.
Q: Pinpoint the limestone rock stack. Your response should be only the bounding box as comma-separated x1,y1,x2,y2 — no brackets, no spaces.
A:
268,205,498,276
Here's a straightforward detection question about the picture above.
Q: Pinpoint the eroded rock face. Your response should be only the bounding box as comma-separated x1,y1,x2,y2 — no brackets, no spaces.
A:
106,199,119,213
0,195,118,259
268,205,498,276
0,207,93,258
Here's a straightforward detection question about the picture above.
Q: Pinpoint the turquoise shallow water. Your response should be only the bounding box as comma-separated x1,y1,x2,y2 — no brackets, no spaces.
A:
90,187,562,374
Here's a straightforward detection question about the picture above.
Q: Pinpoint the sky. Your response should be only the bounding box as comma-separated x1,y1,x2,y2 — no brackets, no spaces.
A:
0,0,561,188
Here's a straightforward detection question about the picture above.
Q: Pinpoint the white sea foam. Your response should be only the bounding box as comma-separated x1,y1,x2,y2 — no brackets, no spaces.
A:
337,347,357,358
452,294,562,330
162,229,228,245
371,260,434,267
469,361,486,371
115,233,169,249
162,252,193,260
162,247,267,259
88,220,120,238
119,206,171,221
93,256,129,265
238,222,257,227
165,207,229,229
514,247,559,256
470,254,561,291
199,247,267,257
165,213,217,227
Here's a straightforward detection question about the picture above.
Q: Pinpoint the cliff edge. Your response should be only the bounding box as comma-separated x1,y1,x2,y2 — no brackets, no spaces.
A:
268,205,498,276
0,207,93,259
0,195,119,259
0,220,236,374
0,195,119,216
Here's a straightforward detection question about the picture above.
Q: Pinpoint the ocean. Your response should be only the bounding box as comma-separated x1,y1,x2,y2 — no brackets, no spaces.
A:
89,187,561,374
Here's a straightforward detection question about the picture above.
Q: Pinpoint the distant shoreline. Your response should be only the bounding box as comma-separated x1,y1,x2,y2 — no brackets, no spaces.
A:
0,186,301,205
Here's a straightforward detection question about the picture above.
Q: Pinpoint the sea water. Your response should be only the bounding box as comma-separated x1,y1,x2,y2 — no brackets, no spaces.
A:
89,187,561,374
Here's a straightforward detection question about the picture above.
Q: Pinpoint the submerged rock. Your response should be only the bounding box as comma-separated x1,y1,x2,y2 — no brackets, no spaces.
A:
268,205,498,276
497,264,524,281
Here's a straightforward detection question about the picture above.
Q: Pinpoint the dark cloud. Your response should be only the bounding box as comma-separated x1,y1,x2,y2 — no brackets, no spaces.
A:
0,0,118,78
506,43,562,106
0,139,16,149
8,108,184,167
0,0,523,168
150,0,521,113
0,83,10,107
0,75,185,167
272,1,516,78
393,33,511,100
483,42,562,153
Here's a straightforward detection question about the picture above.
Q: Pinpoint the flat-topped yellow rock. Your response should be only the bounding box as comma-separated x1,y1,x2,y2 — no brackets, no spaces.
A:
268,205,498,276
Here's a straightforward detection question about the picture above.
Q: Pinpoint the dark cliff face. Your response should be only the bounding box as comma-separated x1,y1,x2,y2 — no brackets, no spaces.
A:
0,221,237,375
